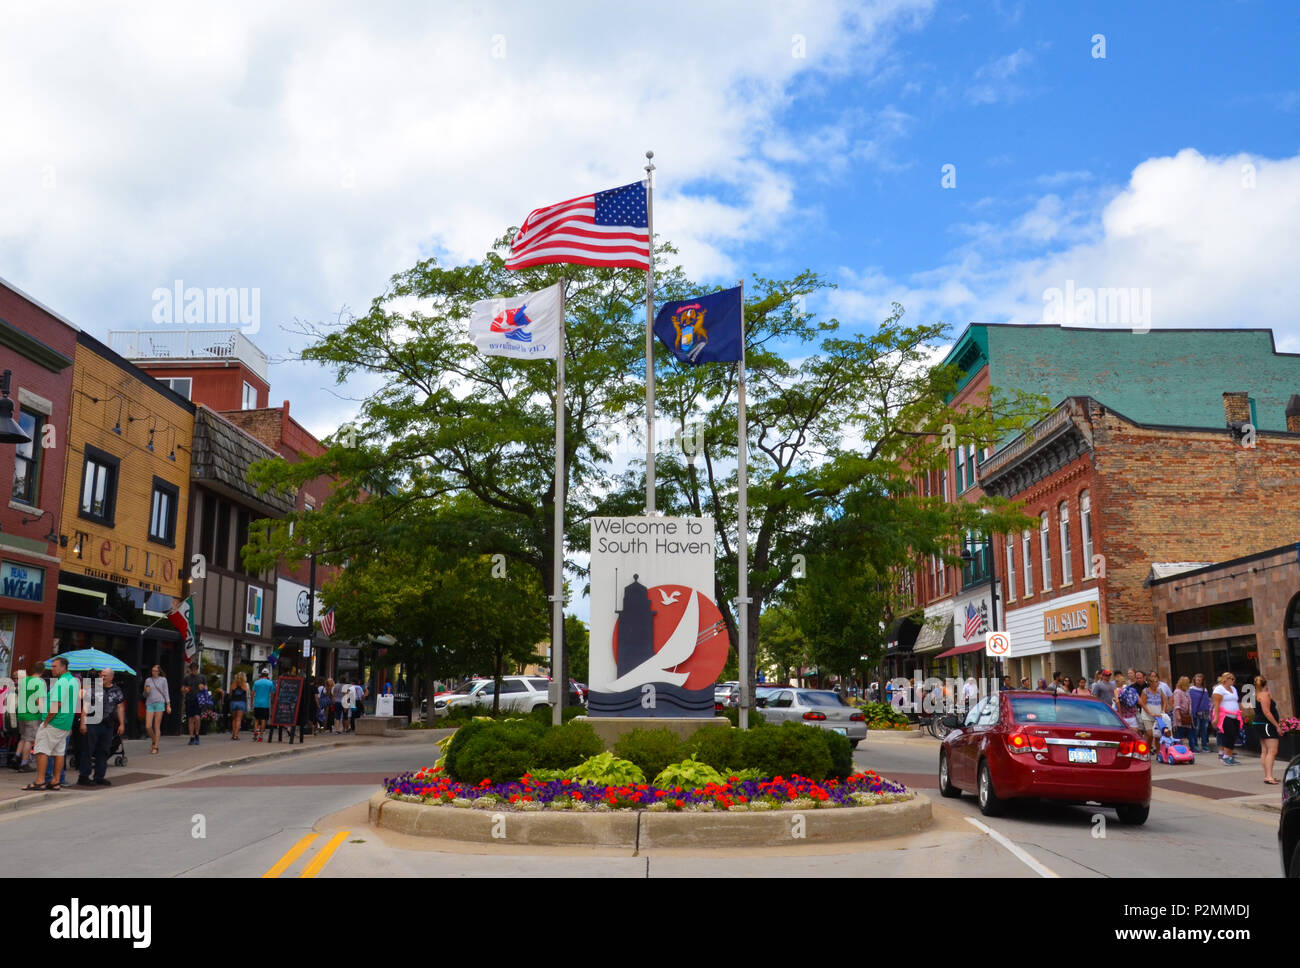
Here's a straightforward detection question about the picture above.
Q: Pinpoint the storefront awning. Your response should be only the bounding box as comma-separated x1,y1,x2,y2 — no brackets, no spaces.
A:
912,617,954,654
936,641,985,660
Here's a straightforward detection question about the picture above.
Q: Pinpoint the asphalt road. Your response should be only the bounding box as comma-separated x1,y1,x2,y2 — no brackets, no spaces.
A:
0,734,1281,877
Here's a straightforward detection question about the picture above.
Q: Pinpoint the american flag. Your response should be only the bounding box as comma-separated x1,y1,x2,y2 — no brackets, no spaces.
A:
964,602,983,641
320,607,336,638
506,182,650,271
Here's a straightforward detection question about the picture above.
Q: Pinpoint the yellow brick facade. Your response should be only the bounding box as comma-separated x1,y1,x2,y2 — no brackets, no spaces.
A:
59,340,195,599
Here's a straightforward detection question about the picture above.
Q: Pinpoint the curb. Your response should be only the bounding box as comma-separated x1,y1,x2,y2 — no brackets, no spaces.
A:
867,729,926,739
368,791,932,848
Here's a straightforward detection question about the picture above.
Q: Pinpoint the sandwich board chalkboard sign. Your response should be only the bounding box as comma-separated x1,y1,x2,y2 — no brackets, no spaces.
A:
270,676,304,728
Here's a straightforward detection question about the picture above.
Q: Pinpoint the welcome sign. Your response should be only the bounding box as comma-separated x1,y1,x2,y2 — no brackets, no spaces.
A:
588,516,728,717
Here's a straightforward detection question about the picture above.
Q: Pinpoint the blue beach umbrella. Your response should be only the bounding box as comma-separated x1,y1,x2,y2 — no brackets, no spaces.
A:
53,649,138,676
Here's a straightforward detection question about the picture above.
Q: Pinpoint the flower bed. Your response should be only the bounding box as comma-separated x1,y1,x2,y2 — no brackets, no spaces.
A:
384,766,911,812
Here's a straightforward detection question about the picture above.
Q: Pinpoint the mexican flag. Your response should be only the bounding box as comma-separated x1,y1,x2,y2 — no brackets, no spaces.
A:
168,596,198,661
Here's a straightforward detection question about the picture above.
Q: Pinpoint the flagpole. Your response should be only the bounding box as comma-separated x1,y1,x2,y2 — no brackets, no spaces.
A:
643,149,656,514
551,279,566,727
737,279,750,729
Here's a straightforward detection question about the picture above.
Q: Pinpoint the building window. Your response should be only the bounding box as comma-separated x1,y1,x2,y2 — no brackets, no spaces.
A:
242,381,257,410
966,444,979,488
215,500,231,569
955,447,966,492
79,446,120,526
1039,513,1052,591
1080,490,1094,578
1059,502,1072,584
1005,537,1016,602
162,377,191,399
149,477,179,546
939,468,948,502
1022,530,1033,597
11,409,45,505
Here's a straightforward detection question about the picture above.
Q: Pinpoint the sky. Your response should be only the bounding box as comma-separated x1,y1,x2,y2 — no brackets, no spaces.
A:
3,3,1297,610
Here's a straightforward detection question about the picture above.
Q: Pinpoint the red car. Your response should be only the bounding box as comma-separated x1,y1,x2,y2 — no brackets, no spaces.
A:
938,691,1152,825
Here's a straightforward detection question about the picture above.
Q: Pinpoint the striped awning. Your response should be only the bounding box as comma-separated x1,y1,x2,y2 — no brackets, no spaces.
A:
912,617,954,655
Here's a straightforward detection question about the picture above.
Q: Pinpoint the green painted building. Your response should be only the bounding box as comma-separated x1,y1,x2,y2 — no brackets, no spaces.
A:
944,324,1300,438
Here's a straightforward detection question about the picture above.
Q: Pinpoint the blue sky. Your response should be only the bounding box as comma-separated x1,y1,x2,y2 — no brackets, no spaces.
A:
2,0,1297,440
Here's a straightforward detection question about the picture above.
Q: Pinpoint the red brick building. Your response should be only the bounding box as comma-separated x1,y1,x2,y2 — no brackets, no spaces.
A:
0,279,78,672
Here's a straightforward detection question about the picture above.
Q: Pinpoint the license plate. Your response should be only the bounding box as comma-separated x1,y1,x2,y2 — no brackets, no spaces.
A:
1068,747,1098,764
831,727,847,735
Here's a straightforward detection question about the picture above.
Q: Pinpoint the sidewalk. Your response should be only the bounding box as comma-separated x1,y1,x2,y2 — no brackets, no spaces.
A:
0,724,450,813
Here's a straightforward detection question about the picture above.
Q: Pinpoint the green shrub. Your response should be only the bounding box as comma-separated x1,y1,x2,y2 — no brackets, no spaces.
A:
739,721,833,780
566,752,645,786
535,721,604,770
527,704,587,727
687,726,740,772
721,706,767,728
613,728,688,779
653,755,725,789
820,727,854,780
449,719,546,784
442,717,495,779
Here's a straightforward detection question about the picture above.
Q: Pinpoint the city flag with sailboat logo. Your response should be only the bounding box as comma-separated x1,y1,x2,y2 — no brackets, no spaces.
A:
468,282,562,360
653,285,742,365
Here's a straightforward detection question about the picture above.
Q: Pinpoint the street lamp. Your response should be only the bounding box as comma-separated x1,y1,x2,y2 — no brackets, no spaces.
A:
0,371,31,445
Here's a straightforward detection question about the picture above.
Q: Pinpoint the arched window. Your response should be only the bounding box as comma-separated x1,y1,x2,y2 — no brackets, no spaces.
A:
1039,513,1052,591
1059,501,1073,584
1080,490,1094,578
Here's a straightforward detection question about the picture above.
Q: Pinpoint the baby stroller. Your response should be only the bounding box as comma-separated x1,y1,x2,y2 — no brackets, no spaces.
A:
66,728,128,770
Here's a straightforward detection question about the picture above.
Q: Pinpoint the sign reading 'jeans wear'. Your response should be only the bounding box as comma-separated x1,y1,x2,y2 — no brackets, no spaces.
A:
587,516,728,718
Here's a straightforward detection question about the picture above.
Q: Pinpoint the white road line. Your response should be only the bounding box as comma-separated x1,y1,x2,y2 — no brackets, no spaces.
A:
964,816,1059,878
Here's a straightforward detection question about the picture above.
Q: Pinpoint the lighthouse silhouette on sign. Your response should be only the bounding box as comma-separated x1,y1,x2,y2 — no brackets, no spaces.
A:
615,574,656,678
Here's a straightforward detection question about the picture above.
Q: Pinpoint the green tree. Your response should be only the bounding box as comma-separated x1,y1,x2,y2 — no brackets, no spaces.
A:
564,614,590,684
757,604,808,685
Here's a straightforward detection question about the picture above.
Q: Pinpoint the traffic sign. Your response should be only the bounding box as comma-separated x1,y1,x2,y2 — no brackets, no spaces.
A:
986,631,1011,657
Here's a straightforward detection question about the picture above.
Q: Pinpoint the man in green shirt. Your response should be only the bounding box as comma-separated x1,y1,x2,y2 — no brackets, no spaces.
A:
25,657,77,791
15,661,46,772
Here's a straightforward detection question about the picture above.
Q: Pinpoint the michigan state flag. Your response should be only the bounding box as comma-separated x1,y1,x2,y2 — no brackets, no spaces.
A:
654,286,742,365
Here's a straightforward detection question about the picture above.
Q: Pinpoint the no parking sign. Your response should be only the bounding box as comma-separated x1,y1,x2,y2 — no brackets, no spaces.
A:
986,631,1011,658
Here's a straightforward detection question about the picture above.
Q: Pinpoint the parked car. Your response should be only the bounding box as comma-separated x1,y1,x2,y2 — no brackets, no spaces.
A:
714,682,741,707
431,676,554,717
754,687,867,748
938,691,1152,824
1280,753,1300,877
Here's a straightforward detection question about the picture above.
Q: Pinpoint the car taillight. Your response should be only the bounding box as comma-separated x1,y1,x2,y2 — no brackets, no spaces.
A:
803,711,827,721
849,712,865,722
714,702,723,712
1119,738,1150,760
1007,730,1047,753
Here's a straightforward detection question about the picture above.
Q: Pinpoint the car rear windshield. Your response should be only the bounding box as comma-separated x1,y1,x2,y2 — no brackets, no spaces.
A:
1010,697,1125,727
528,679,550,690
798,691,847,707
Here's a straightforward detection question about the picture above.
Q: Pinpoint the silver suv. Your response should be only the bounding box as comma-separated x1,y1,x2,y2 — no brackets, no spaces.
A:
432,676,553,717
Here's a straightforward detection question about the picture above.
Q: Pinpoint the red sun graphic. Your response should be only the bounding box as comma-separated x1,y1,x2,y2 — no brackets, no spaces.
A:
612,584,730,690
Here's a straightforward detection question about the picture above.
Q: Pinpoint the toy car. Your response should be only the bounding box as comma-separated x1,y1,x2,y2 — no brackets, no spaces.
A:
1158,741,1195,765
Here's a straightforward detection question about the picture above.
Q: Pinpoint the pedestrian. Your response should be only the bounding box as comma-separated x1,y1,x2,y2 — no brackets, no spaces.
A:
1049,671,1066,694
228,672,249,741
961,677,978,712
15,662,46,772
1189,673,1213,752
1114,674,1141,731
182,662,205,746
1019,676,1031,689
1171,676,1193,744
352,681,367,730
77,668,124,787
143,664,171,755
294,678,316,744
251,669,274,742
1090,668,1117,706
1252,676,1283,784
1211,672,1244,765
24,656,76,791
332,678,346,733
1139,676,1164,746
1072,678,1091,697
1154,671,1173,711
323,678,336,733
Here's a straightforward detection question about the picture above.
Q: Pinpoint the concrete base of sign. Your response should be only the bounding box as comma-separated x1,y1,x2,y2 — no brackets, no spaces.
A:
368,791,932,847
574,715,730,750
868,728,926,739
355,715,408,736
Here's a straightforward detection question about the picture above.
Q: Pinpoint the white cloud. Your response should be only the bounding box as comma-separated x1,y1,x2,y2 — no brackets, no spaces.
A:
965,48,1032,105
826,149,1300,352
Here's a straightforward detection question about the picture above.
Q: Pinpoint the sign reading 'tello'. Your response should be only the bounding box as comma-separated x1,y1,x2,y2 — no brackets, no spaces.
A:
986,631,1011,657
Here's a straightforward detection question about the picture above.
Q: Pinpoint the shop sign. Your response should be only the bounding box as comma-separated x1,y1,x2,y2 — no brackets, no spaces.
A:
1044,601,1099,640
1,560,45,603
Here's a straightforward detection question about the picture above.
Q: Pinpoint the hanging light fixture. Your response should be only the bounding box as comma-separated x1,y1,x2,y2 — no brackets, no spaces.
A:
0,370,31,445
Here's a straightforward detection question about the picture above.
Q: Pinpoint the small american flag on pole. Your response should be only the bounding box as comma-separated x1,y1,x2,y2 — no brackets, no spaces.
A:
320,607,336,638
963,602,982,641
506,182,650,271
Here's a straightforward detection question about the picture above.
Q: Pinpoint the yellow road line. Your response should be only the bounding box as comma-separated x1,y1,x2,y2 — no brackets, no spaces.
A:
300,830,350,879
262,833,319,878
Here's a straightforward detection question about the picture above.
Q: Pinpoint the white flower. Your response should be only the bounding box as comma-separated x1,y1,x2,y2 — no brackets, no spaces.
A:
451,798,473,809
647,801,670,812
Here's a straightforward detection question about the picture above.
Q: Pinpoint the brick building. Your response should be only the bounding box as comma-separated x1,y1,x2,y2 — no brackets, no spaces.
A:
895,324,1300,691
979,395,1300,715
0,279,78,675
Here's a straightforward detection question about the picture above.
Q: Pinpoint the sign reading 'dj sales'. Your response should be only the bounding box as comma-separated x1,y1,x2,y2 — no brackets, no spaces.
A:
1043,601,1100,640
588,517,729,718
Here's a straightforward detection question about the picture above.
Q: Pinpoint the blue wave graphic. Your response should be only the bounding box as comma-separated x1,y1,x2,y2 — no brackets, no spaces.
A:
587,684,716,718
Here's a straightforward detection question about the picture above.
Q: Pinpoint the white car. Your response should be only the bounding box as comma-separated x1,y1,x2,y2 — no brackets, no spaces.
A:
431,676,553,717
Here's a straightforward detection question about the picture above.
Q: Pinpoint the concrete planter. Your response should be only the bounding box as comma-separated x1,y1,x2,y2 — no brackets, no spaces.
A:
369,791,931,848
868,728,925,738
